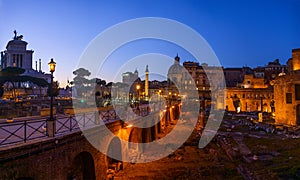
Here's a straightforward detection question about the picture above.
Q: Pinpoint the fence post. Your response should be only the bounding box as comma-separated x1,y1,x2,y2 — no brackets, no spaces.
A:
83,113,86,127
70,115,72,131
95,111,99,125
24,121,27,143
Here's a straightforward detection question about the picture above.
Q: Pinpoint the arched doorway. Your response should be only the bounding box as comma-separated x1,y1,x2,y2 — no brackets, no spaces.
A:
128,128,142,144
128,127,149,153
106,137,122,169
68,151,95,180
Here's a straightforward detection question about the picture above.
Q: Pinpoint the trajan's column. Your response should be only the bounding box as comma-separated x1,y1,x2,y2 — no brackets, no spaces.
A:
145,65,149,101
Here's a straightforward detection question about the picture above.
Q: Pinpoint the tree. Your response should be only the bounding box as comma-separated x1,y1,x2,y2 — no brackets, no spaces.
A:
73,68,91,77
72,68,91,98
106,82,113,87
97,79,106,86
73,68,91,88
91,78,107,97
0,67,25,100
0,67,49,101
104,82,113,99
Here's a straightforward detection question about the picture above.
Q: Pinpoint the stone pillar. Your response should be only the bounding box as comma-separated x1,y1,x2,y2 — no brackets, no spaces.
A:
144,127,152,143
174,105,180,120
39,59,42,72
157,115,162,133
165,108,170,126
145,65,149,101
46,118,56,137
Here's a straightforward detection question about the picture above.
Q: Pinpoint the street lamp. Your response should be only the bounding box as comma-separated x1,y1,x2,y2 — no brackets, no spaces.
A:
158,89,162,102
136,84,140,100
47,58,56,137
136,84,141,106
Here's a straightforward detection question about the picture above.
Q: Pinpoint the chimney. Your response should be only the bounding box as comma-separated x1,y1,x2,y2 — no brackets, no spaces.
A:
39,59,42,72
35,61,38,71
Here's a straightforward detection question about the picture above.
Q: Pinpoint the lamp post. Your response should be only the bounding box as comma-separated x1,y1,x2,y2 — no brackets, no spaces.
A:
168,91,172,107
158,89,162,106
47,58,56,137
136,84,140,101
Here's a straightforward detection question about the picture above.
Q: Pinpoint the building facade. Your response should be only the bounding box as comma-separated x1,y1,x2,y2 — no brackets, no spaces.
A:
0,31,51,98
122,69,139,87
253,59,287,84
274,48,300,125
224,87,273,112
1,31,33,70
223,69,274,112
223,67,253,87
274,72,300,125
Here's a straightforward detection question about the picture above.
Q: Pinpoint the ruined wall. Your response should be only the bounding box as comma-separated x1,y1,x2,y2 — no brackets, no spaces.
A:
242,74,268,89
0,131,106,180
225,88,273,112
0,121,126,180
274,73,300,125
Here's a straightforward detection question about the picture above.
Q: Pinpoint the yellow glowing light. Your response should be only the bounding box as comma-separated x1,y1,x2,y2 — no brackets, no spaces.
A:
136,84,140,90
237,107,241,113
48,58,56,73
126,124,133,128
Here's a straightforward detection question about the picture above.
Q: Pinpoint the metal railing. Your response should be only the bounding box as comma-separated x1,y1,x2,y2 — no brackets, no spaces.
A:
0,105,166,147
0,119,47,146
0,109,119,146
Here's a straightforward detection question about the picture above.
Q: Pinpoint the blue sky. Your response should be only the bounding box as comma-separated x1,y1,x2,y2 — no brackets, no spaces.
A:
0,0,299,87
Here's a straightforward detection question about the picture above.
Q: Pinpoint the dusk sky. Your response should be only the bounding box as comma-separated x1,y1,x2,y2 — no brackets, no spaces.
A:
0,0,300,87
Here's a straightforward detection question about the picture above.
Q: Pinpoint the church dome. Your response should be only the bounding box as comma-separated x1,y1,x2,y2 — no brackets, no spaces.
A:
168,54,183,75
168,62,183,75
